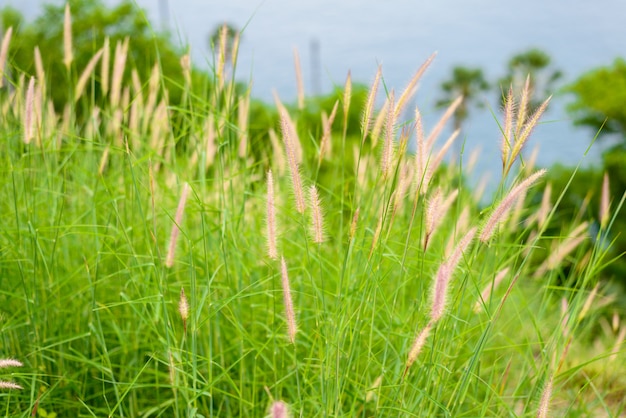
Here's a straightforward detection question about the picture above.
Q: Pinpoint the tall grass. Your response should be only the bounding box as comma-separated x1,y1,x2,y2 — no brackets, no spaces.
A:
0,17,624,418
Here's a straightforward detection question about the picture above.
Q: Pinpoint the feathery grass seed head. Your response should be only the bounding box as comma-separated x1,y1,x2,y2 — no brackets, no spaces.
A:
361,65,382,143
405,323,432,375
309,185,324,243
63,3,73,69
280,257,297,344
0,27,13,88
270,400,290,418
23,77,36,144
480,169,546,242
381,91,396,179
266,170,278,259
179,287,189,333
280,110,306,213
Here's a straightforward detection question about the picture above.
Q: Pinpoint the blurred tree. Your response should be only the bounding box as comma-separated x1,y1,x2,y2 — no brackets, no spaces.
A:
498,48,562,113
209,23,239,62
0,0,209,110
565,58,626,143
436,66,490,130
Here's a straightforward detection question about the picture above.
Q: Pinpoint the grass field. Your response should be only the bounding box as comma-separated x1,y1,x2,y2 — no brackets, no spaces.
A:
0,18,625,417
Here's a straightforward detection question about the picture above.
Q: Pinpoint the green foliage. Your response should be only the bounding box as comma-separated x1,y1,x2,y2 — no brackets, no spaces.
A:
546,151,626,293
0,0,209,110
566,58,626,141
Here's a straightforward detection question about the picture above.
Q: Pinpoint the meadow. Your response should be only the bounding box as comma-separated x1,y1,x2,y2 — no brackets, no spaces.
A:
0,12,625,417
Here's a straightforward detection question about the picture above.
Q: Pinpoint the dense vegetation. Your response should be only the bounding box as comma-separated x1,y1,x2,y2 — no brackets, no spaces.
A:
0,1,624,417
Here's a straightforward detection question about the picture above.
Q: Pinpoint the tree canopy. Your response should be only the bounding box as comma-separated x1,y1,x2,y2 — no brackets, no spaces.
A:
1,0,209,109
436,66,489,130
566,58,626,143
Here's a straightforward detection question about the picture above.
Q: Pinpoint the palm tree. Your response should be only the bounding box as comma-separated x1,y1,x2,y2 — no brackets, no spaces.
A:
437,66,490,131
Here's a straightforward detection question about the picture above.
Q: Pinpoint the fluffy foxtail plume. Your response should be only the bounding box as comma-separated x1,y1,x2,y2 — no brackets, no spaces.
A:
237,94,250,158
503,94,551,177
180,53,191,86
0,359,22,369
280,110,306,213
293,48,305,109
0,358,23,390
342,71,352,129
230,31,241,69
63,3,73,69
515,76,531,138
380,91,396,180
536,376,553,418
424,188,458,251
319,100,338,162
431,227,477,322
101,37,110,95
216,24,227,91
23,77,36,144
600,172,610,229
266,170,278,259
0,27,13,88
395,52,436,118
179,287,189,333
274,92,302,161
424,189,442,251
165,183,191,268
404,322,432,376
0,381,22,390
110,38,129,108
270,400,290,418
500,86,514,171
361,65,382,143
309,185,324,243
480,169,546,242
75,49,104,101
280,257,297,344
473,267,510,313
33,46,45,89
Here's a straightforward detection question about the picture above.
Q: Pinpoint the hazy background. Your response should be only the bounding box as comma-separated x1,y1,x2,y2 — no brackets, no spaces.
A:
6,0,626,184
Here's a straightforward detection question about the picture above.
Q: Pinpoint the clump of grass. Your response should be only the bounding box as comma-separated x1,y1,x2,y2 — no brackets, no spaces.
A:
0,12,623,417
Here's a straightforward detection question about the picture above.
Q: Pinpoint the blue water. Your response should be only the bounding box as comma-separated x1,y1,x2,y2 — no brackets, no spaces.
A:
6,0,625,187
